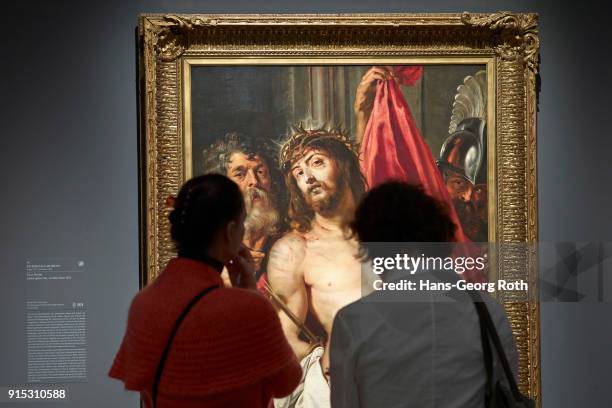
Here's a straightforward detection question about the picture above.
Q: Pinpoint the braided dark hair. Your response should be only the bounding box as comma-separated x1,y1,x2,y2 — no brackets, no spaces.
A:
169,174,244,257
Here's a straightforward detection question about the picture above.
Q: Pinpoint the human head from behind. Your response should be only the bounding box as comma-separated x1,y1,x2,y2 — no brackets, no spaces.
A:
169,174,246,265
350,181,456,267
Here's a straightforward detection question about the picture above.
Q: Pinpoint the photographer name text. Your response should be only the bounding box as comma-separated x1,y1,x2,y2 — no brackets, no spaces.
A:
372,279,528,293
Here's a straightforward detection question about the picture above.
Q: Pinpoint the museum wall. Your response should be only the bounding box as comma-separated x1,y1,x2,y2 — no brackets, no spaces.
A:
1,0,610,406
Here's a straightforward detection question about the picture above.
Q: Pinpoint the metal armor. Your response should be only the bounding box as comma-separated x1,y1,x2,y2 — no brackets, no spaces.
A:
437,117,485,185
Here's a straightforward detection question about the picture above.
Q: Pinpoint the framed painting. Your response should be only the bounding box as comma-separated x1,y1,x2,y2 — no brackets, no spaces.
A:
138,13,539,405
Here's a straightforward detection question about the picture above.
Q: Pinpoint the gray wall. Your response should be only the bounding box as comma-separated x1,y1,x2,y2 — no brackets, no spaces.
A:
1,0,611,407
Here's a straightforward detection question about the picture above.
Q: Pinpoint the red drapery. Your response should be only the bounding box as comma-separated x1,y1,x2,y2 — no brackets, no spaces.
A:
360,66,485,283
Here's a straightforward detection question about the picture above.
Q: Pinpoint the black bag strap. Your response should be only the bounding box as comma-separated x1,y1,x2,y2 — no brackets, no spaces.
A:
477,299,494,401
469,291,524,402
152,285,220,408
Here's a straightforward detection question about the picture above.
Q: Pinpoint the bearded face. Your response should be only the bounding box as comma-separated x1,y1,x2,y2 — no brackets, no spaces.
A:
291,148,344,215
303,179,342,214
452,197,488,242
243,186,279,236
452,198,478,239
226,151,279,236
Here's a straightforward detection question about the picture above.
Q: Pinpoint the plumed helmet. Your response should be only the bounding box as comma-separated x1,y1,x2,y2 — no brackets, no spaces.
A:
438,70,488,185
437,117,485,185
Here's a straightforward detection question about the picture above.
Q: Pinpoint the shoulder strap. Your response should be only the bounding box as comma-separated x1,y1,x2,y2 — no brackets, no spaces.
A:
476,298,494,400
152,285,220,407
469,291,524,402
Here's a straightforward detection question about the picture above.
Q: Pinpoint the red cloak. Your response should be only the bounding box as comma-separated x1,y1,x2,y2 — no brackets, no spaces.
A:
360,66,485,283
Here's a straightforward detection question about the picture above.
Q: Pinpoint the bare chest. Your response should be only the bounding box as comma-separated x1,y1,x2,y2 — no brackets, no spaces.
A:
302,236,362,291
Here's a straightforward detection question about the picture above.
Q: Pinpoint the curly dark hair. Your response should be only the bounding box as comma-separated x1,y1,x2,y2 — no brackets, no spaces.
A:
350,181,456,259
169,174,244,257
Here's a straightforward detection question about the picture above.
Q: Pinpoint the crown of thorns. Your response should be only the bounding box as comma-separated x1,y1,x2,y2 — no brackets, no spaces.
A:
278,123,354,171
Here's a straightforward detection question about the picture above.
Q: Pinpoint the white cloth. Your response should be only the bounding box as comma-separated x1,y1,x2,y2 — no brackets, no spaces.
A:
275,346,330,408
330,271,518,408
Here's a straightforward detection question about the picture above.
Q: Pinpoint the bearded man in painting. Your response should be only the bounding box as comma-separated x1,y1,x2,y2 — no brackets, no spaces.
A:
202,132,286,291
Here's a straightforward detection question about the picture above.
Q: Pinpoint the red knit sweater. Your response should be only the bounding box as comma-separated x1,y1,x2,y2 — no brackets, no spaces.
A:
109,257,301,407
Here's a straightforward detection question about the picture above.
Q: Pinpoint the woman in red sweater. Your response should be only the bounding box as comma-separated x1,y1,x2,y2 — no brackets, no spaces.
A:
110,174,301,407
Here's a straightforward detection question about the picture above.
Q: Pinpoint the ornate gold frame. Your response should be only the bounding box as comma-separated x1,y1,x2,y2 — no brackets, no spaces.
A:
138,12,539,404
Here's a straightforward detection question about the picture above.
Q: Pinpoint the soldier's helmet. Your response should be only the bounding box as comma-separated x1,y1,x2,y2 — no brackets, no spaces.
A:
437,117,485,185
437,70,488,185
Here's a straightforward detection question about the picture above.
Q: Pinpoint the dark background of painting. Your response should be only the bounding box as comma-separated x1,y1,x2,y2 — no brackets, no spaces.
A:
1,0,611,407
191,65,484,176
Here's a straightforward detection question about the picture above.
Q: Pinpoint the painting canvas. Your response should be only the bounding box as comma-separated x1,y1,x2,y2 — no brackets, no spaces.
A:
187,63,493,286
139,13,539,405
184,63,493,404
